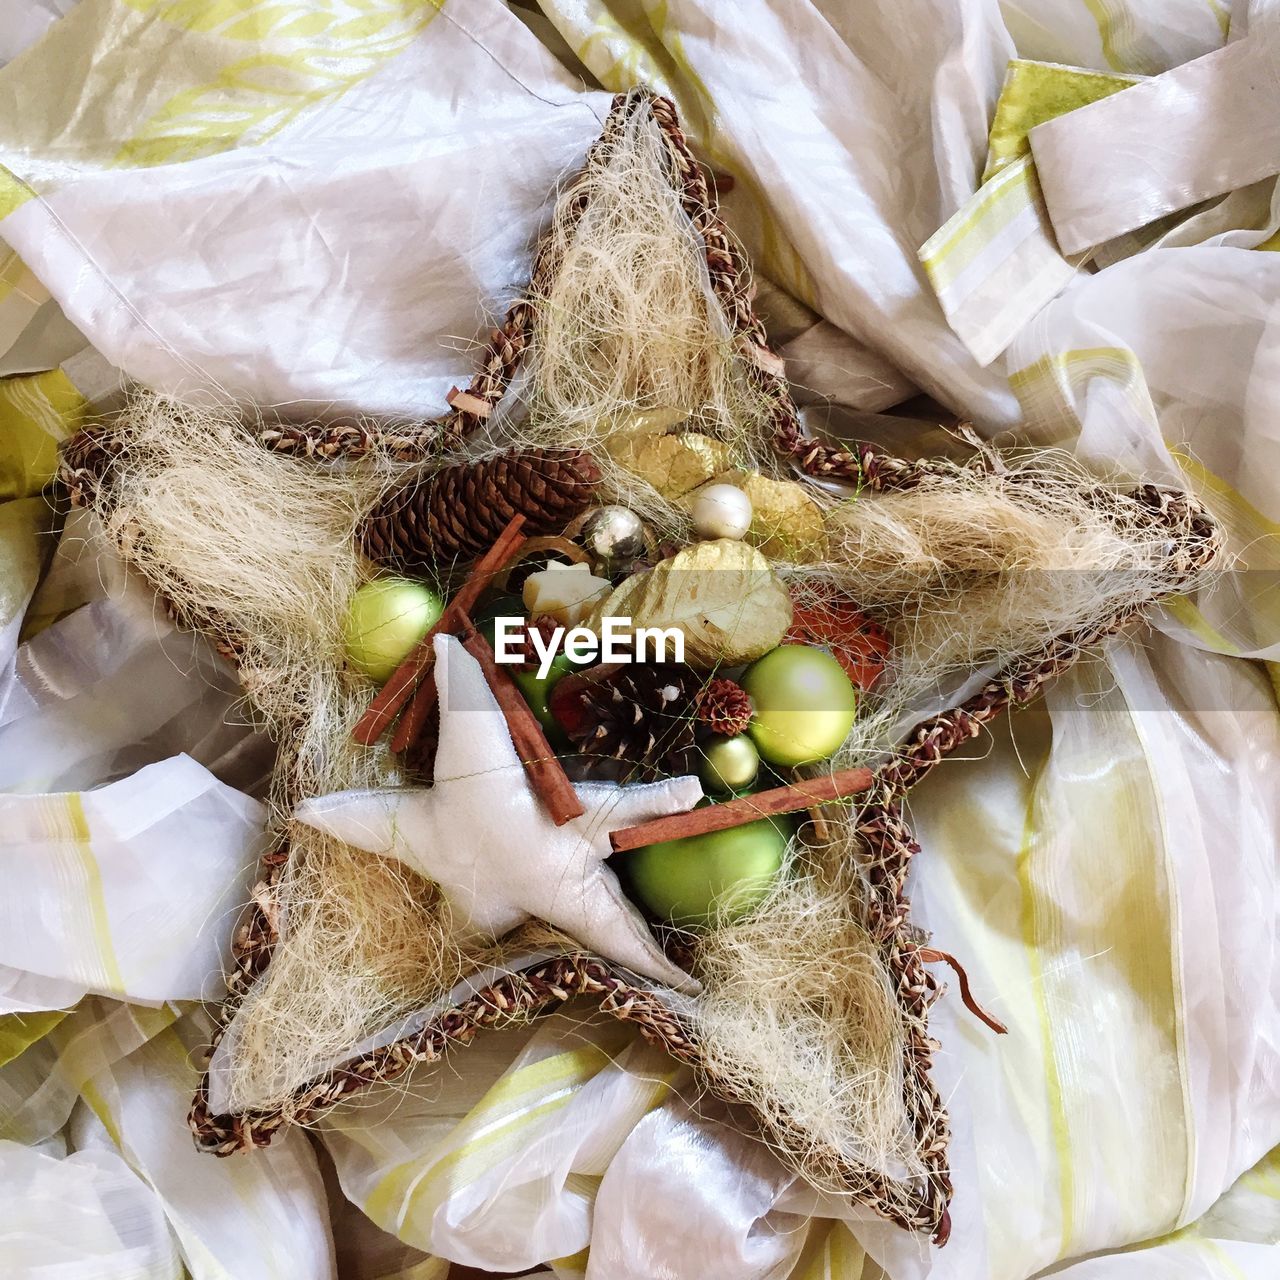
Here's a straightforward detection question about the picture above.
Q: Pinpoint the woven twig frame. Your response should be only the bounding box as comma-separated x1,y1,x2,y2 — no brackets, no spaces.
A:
59,89,1220,1244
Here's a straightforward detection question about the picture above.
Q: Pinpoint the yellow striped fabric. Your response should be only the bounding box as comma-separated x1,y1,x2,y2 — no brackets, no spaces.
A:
1007,346,1280,660
533,0,815,307
0,244,52,368
323,1021,685,1265
75,1014,335,1280
0,367,84,499
984,59,1136,181
111,0,446,168
0,1010,68,1069
0,1,446,190
909,657,1193,1272
919,59,1137,365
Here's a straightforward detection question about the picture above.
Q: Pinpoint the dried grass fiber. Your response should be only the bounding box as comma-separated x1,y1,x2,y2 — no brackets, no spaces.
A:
690,840,922,1192
97,393,467,1116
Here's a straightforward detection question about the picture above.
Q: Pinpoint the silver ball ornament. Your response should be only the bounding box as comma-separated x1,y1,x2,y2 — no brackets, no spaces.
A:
691,483,753,541
581,505,647,569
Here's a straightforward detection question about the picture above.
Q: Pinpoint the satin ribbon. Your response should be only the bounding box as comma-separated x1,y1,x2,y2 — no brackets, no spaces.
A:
1030,25,1280,255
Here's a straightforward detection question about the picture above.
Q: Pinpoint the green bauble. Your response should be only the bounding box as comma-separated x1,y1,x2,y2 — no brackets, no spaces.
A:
470,592,524,628
626,816,788,929
512,655,574,734
742,644,857,767
344,578,444,684
698,735,760,794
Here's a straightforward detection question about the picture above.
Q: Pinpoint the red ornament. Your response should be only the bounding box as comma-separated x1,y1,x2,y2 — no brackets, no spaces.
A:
785,590,890,690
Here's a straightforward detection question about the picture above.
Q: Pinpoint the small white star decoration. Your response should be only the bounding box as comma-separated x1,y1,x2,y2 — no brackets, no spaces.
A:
294,635,703,992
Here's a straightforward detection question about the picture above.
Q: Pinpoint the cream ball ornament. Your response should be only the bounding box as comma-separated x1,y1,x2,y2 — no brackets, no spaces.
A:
691,483,753,541
343,577,444,684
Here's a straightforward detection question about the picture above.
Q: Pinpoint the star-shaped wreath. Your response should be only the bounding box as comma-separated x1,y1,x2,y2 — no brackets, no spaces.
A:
60,89,1220,1244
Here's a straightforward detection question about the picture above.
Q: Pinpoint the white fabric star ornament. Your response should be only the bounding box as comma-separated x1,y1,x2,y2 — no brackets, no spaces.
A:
294,635,704,992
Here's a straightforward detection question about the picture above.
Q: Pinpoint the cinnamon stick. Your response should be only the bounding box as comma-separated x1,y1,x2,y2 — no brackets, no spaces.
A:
353,515,527,747
460,627,585,827
609,767,874,853
389,665,438,754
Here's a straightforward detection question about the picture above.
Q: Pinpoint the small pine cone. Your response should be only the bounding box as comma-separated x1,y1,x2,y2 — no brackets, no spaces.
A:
58,426,124,510
696,677,753,736
361,446,601,570
550,662,702,781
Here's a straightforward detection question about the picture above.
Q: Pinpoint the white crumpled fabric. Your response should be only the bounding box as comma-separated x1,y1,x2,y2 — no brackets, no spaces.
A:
1,0,1279,1277
0,1139,183,1278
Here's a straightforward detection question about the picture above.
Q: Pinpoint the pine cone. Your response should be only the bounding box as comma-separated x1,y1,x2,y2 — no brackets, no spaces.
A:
59,426,124,510
550,662,703,781
696,677,753,736
362,447,601,570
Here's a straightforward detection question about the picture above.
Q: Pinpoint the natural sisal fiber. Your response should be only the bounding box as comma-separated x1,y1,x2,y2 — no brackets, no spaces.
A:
689,840,922,1191
95,393,468,1115
510,99,774,533
786,449,1219,768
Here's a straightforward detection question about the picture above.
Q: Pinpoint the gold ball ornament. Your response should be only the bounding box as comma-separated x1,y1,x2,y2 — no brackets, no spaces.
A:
691,483,753,541
343,578,444,683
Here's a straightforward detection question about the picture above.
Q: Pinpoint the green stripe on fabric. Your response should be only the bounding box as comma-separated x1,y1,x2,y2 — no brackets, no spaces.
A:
1193,1237,1251,1280
73,794,126,996
79,1076,125,1148
566,4,814,306
1081,0,1159,74
41,793,127,996
1161,597,1241,655
111,1,446,168
1238,1145,1280,1199
363,1043,612,1229
922,159,1033,282
0,368,88,500
1168,448,1280,652
984,60,1136,181
0,165,34,220
1016,662,1192,1257
789,1218,867,1280
549,1246,590,1277
1172,448,1280,541
0,1010,70,1067
390,1093,578,1229
1015,759,1076,1253
1008,345,1153,438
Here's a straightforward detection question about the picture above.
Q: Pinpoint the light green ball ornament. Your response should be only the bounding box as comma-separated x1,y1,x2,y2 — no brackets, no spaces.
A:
742,644,857,767
626,816,788,929
698,735,760,794
344,578,444,684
